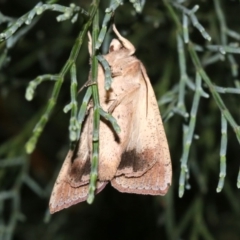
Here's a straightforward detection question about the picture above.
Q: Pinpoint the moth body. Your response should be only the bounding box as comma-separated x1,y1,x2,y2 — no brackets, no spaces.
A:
49,25,172,214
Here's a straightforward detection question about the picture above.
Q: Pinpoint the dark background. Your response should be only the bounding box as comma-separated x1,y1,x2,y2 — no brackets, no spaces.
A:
1,0,240,239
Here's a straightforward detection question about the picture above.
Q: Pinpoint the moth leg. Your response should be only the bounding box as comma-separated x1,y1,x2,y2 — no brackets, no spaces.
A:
108,84,140,113
112,24,135,55
78,78,97,93
111,70,122,78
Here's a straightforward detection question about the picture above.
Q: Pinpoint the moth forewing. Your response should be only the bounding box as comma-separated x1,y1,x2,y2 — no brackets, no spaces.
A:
140,62,172,188
94,55,135,181
49,108,107,214
49,148,108,214
111,62,172,194
49,29,138,213
112,161,170,195
67,109,93,186
49,150,92,214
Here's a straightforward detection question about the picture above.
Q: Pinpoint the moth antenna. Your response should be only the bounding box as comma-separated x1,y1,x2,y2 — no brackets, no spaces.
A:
112,24,135,55
88,31,92,56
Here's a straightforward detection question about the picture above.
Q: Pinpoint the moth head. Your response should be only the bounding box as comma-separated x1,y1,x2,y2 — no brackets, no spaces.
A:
109,39,122,52
111,24,136,55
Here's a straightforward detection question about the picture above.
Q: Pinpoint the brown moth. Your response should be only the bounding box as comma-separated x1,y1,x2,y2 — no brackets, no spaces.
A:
49,25,172,214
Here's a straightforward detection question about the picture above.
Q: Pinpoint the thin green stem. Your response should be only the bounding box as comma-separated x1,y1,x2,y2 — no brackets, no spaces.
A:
188,42,240,143
182,14,189,43
0,2,88,41
179,73,202,197
97,55,113,90
95,0,123,50
63,63,80,141
163,0,182,32
213,0,227,45
129,0,144,13
213,0,239,78
77,87,93,139
25,2,98,154
216,114,227,192
172,2,211,41
175,34,188,118
25,75,59,101
165,185,176,240
87,5,100,204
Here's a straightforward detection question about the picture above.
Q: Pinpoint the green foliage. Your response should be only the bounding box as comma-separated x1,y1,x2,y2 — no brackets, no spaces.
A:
1,0,240,239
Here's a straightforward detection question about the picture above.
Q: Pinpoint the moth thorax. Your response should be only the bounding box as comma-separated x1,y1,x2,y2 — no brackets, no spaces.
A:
109,39,122,52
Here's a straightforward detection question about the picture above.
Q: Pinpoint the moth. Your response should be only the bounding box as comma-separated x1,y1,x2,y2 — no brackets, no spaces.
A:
49,25,172,214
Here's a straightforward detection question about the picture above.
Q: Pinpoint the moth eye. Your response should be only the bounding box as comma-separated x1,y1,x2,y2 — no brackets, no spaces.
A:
109,45,114,52
109,39,122,52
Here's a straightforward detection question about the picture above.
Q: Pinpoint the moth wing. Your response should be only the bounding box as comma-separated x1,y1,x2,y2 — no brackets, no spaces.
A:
111,161,170,195
49,150,107,213
111,62,172,195
49,108,107,214
97,60,144,181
